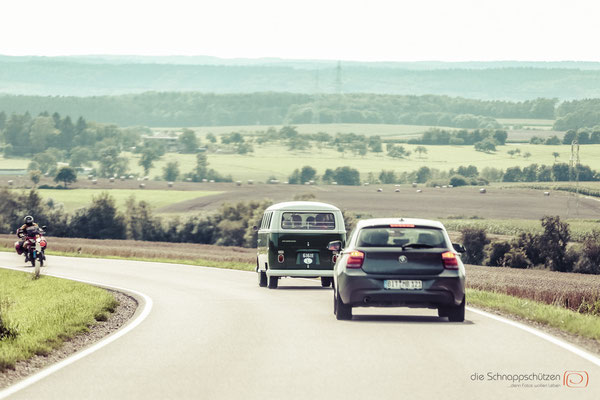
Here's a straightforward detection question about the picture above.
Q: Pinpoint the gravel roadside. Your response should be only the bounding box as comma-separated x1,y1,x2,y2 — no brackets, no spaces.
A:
0,290,138,389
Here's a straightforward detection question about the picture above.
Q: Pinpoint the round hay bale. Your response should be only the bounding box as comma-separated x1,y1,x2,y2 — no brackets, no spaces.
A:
139,183,146,189
448,185,454,188
185,178,192,182
412,182,417,188
416,189,422,193
168,182,174,187
109,177,115,183
87,174,94,180
479,188,487,194
7,180,13,186
235,181,242,186
209,179,215,183
202,179,208,183
332,182,338,185
247,180,254,185
92,179,98,185
377,188,383,192
120,176,126,181
395,188,400,192
544,191,550,196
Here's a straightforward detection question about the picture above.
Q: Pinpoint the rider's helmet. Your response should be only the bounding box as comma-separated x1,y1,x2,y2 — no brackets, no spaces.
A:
24,216,34,226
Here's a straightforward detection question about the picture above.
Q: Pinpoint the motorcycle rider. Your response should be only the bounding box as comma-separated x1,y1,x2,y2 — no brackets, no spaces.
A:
15,216,41,262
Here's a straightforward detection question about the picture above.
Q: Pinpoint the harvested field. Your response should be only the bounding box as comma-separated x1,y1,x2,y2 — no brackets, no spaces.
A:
154,183,600,220
0,235,255,266
467,264,600,316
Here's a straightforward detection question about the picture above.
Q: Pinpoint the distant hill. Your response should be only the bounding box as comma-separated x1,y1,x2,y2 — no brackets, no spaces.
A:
2,56,600,99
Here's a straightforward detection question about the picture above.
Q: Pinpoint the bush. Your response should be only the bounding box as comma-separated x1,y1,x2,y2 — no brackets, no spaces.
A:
502,248,531,269
540,215,572,272
449,175,468,187
460,227,490,265
485,241,511,266
573,231,600,274
513,232,544,266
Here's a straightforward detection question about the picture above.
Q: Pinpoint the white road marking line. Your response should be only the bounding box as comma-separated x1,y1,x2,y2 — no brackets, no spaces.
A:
0,266,154,400
466,306,600,367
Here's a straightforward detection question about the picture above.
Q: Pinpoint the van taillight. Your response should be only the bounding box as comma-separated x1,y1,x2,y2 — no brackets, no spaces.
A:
442,251,459,269
277,254,284,263
346,251,364,269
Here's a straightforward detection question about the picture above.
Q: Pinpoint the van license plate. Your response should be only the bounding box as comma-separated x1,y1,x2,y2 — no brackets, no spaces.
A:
384,280,422,290
303,254,314,265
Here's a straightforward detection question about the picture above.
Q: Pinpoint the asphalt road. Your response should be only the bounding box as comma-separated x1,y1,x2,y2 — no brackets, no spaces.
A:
1,253,599,399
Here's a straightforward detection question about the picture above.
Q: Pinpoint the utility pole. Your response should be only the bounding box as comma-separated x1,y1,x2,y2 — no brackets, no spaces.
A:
312,69,320,124
334,61,342,123
567,139,580,216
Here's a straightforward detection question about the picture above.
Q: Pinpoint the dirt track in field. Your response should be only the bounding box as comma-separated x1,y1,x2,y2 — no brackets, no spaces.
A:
156,183,600,220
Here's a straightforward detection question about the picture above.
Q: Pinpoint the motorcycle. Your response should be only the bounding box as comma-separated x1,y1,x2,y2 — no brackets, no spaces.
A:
17,226,47,274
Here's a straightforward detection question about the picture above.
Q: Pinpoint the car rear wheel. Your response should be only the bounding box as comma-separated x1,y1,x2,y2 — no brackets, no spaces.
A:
321,277,332,287
334,290,352,320
437,307,448,318
447,297,465,322
258,271,267,287
267,275,279,289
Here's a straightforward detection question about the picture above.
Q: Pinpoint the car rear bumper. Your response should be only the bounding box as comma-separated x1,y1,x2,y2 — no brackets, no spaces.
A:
337,272,464,308
267,269,333,278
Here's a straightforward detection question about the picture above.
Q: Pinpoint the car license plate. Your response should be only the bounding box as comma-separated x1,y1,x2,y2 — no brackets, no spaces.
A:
384,280,422,290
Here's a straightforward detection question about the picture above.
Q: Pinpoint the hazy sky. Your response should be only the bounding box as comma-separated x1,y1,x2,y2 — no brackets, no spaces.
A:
2,0,599,61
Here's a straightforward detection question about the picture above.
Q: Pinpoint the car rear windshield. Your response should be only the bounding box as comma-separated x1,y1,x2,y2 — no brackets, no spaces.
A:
281,212,335,230
357,226,446,248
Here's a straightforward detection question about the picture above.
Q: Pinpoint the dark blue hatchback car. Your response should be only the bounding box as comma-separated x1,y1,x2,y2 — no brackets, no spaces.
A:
329,218,466,321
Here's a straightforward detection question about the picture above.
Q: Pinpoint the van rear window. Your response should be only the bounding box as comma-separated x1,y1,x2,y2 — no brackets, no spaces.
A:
281,212,335,230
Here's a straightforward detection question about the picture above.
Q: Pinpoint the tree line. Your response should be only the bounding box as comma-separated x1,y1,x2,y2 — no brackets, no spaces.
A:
0,189,266,247
554,99,600,130
0,93,559,128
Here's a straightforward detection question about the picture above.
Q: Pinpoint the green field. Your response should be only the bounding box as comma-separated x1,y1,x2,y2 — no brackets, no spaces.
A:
441,218,600,242
0,158,28,170
153,123,444,138
34,189,220,212
3,141,599,184
497,118,555,126
136,143,600,182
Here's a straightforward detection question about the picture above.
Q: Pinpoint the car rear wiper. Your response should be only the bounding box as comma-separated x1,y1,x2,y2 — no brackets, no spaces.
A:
402,243,434,250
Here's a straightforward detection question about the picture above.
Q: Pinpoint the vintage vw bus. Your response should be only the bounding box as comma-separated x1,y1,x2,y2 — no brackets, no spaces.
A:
256,201,346,289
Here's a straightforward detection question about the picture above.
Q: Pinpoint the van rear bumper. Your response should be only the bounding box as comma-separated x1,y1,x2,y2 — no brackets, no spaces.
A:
267,269,333,278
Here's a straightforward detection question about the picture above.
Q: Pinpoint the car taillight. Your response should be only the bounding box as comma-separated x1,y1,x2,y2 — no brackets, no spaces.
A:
442,251,459,269
346,251,365,269
277,254,284,263
332,254,338,263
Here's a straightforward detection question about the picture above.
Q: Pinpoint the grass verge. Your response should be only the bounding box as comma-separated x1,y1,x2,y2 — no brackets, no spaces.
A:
0,268,118,371
42,250,255,272
467,288,600,342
